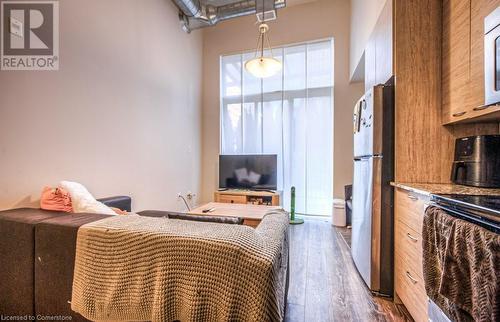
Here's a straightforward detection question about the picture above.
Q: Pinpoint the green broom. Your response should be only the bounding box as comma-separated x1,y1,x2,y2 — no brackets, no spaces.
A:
289,186,304,225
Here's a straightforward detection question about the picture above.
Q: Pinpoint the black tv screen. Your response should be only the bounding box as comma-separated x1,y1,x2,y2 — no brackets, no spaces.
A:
219,154,277,190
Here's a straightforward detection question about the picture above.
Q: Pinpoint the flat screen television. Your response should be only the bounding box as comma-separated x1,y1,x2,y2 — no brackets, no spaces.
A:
219,154,277,190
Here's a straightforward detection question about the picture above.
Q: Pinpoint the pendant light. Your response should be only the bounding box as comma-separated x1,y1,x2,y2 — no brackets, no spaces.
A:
244,1,282,78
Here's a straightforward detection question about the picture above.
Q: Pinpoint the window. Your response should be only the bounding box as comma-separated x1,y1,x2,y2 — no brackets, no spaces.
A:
220,39,334,216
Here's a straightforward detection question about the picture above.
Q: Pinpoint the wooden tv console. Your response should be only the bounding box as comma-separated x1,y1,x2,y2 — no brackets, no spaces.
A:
214,189,281,206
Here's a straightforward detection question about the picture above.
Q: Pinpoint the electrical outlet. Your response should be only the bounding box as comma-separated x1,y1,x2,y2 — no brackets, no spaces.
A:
10,17,23,38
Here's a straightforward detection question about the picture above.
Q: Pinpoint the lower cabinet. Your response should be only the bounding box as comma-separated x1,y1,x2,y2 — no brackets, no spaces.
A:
394,188,429,322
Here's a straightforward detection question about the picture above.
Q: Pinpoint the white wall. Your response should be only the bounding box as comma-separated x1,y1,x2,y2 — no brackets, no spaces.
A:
201,0,364,204
0,0,203,211
349,0,386,81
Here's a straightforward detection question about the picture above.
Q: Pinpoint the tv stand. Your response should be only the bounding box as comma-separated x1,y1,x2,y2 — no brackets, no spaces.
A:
214,189,281,206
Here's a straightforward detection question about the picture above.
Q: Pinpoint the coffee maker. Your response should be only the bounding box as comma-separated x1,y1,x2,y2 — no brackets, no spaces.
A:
451,135,500,188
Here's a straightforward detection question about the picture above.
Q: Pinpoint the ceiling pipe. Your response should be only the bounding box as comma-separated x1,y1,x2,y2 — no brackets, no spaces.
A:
172,0,286,33
173,0,202,17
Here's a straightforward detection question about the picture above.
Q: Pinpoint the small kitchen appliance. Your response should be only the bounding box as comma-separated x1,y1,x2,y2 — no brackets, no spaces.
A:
451,135,500,188
484,6,500,106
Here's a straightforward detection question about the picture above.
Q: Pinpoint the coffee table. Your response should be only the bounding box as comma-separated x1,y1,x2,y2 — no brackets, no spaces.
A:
188,202,282,228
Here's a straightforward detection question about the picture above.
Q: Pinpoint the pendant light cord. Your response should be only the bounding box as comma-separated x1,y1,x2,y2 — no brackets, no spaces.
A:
261,0,265,59
251,0,277,60
261,27,265,58
266,30,275,58
253,28,263,59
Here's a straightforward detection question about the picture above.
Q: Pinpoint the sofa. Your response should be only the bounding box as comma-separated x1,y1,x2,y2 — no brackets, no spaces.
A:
0,196,130,317
0,198,287,320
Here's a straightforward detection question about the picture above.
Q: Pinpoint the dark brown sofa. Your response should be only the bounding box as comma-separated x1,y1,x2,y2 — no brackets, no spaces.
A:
0,196,131,317
0,198,247,318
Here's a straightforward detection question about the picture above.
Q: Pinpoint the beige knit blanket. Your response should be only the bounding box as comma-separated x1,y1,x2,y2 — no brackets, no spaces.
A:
71,211,289,322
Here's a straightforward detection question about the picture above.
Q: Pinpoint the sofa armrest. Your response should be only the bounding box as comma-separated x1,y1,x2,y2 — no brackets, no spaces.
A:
35,213,110,319
0,208,67,315
98,196,131,212
138,210,243,225
168,213,244,225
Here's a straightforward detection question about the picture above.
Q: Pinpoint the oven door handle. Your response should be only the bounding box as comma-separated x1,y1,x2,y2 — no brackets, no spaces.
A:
430,202,500,233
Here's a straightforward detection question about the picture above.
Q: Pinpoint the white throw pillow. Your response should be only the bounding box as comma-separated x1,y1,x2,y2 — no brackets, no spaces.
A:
248,171,261,185
234,168,249,183
59,181,116,215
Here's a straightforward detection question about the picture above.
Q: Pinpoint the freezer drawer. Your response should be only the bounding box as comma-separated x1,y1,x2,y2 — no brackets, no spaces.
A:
351,156,383,291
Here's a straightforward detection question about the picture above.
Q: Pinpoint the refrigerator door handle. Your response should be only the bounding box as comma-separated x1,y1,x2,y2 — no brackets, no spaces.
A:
354,155,382,161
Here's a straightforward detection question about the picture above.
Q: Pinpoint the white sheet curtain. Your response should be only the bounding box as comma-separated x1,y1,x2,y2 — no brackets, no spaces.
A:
220,39,334,216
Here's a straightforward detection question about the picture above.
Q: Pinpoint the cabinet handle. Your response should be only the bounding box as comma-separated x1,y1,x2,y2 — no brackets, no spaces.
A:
473,102,500,111
407,233,418,242
405,271,418,284
407,194,418,201
452,111,466,117
473,105,488,111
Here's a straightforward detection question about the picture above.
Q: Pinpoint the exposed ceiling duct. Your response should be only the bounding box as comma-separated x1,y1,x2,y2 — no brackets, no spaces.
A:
172,0,286,32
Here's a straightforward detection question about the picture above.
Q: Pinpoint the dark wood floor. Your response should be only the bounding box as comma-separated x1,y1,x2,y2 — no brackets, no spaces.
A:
286,217,412,322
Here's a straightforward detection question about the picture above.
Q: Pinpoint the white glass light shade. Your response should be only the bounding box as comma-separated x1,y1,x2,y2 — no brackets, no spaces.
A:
244,57,282,78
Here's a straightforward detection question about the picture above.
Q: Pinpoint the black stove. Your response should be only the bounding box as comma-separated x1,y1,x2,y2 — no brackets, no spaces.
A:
431,194,500,232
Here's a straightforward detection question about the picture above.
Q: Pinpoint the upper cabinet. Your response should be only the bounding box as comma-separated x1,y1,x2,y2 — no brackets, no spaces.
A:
442,0,500,124
365,33,377,91
442,0,471,122
374,0,393,86
365,0,393,91
364,0,498,185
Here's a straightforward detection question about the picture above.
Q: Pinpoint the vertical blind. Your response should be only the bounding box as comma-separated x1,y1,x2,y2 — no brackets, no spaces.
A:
220,39,334,216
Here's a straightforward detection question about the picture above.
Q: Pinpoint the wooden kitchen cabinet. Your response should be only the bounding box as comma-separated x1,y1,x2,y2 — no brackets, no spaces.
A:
394,188,429,322
442,0,472,123
365,33,377,91
365,0,393,91
442,0,500,124
374,0,393,86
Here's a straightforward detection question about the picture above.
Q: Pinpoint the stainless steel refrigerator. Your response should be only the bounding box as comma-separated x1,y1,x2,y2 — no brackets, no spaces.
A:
351,79,394,297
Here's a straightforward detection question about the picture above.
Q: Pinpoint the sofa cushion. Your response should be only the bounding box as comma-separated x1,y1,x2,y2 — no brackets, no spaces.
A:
0,208,67,315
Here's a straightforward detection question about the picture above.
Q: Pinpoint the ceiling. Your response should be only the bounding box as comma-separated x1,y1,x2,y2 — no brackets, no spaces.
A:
286,0,318,7
204,0,318,8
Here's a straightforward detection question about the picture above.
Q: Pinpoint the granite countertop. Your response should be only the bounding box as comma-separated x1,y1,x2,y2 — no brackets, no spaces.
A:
391,182,500,196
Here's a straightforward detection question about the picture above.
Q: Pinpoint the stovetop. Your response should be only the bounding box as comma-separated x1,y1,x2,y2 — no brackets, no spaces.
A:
432,194,500,231
436,194,500,214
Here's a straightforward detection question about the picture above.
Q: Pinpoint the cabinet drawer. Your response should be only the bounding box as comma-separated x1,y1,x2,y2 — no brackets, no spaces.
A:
395,219,424,278
395,188,428,234
218,195,247,204
395,251,428,322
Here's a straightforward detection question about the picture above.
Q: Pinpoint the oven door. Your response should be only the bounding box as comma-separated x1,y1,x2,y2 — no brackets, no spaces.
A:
428,299,452,322
484,9,500,106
